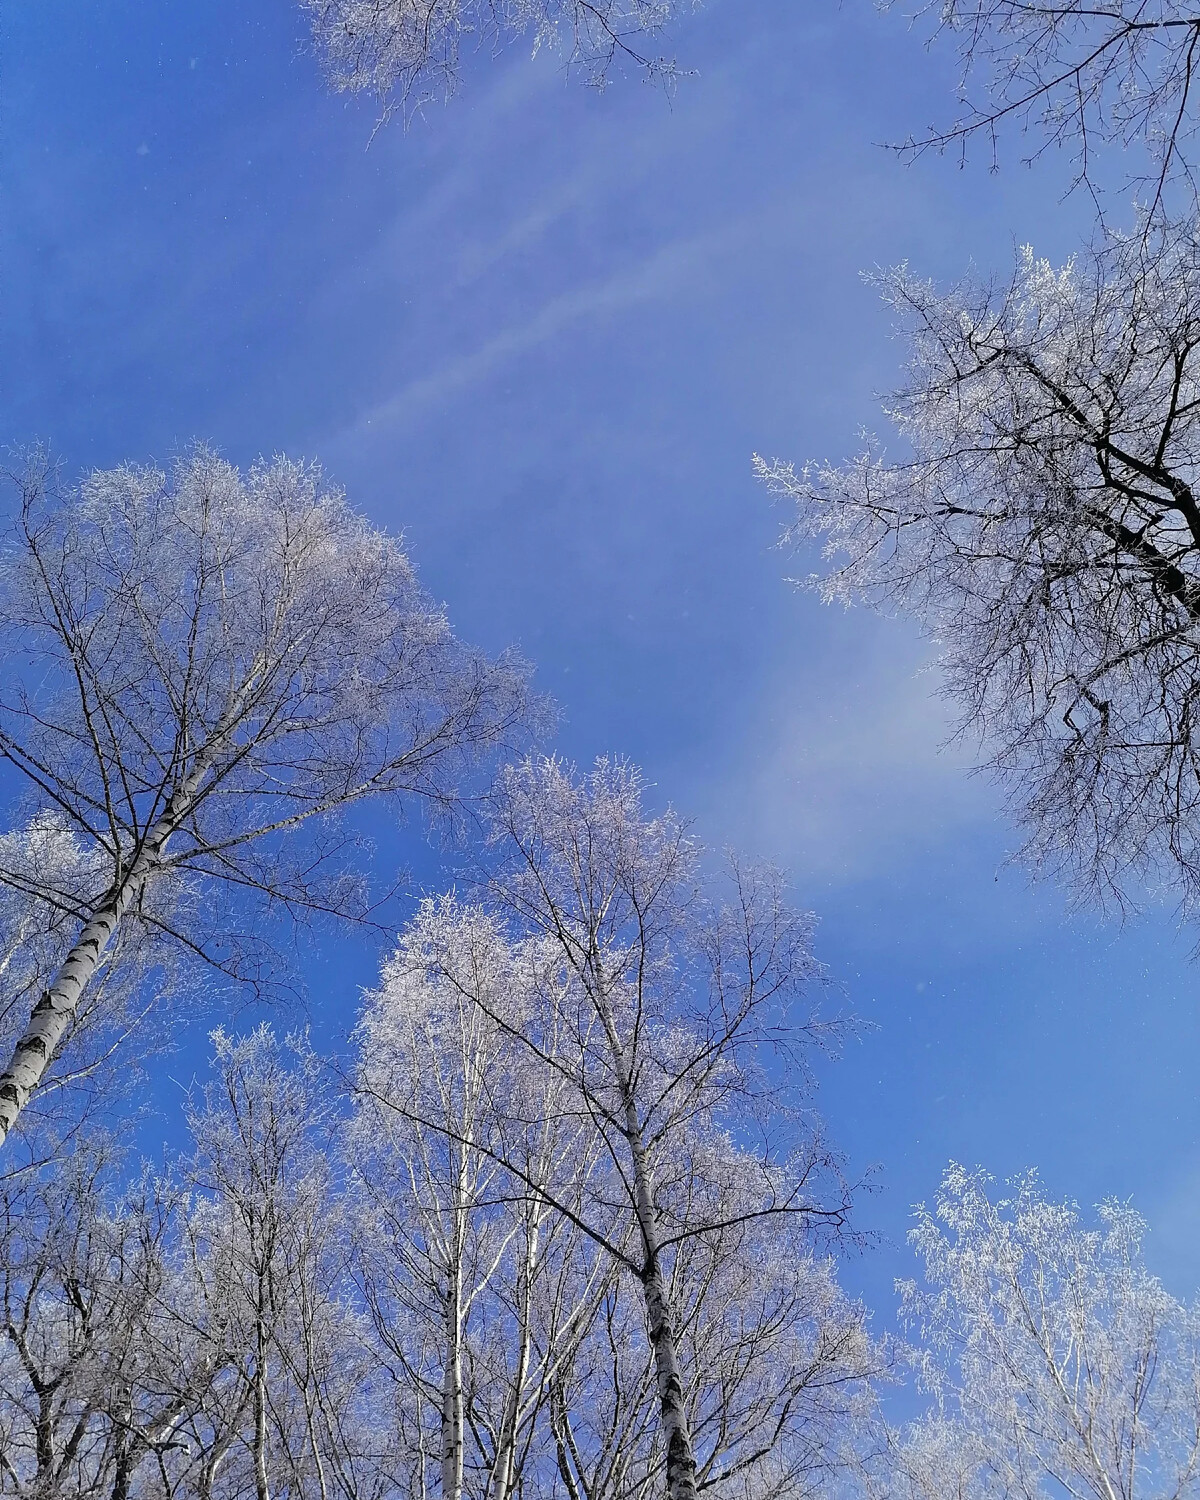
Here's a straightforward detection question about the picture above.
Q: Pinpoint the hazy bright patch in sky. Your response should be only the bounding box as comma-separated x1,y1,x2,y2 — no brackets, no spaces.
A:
4,0,1199,1326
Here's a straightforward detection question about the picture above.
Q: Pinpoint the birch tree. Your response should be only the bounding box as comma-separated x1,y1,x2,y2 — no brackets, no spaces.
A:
302,0,693,119
0,447,531,1149
350,897,612,1500
167,1025,381,1500
0,1144,184,1497
361,756,853,1500
759,224,1200,922
0,816,164,1170
352,904,519,1500
500,760,848,1420
481,756,852,1500
878,1164,1200,1500
549,1136,875,1500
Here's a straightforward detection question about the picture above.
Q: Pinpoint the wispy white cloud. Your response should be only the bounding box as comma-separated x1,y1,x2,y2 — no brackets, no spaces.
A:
318,44,728,320
699,622,996,886
339,197,798,439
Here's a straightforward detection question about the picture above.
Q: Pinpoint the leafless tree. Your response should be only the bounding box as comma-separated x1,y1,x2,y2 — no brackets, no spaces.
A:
359,756,855,1500
0,1142,187,1497
0,989,869,1500
549,1134,876,1500
868,1164,1200,1500
758,222,1200,925
301,0,694,122
0,816,168,1176
350,897,614,1500
163,1026,385,1500
897,0,1200,212
0,446,532,1150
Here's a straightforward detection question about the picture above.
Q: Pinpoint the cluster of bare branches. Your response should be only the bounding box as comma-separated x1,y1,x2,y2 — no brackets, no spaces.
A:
352,755,875,1500
760,222,1200,922
0,464,869,1500
0,446,534,1150
858,1166,1200,1500
0,851,875,1500
301,0,693,121
10,1030,1197,1500
900,0,1200,212
0,1031,386,1498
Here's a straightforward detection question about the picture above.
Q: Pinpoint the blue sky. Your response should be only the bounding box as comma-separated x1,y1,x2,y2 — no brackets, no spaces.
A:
5,0,1200,1328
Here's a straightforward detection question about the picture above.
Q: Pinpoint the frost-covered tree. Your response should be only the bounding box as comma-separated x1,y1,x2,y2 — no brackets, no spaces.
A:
351,897,614,1500
0,1143,183,1497
166,1026,381,1500
0,993,870,1499
478,756,853,1500
549,1136,875,1500
759,224,1200,922
877,1165,1200,1500
302,0,693,119
0,816,162,1169
359,757,856,1500
0,1029,390,1499
0,447,531,1149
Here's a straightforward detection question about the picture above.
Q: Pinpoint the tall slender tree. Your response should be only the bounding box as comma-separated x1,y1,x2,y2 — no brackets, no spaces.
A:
0,448,532,1148
0,815,161,1169
483,756,851,1500
873,1165,1200,1500
359,756,854,1500
0,1142,183,1497
168,1026,382,1500
351,897,611,1500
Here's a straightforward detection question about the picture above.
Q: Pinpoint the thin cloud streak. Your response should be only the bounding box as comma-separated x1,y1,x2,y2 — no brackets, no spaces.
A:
339,200,800,439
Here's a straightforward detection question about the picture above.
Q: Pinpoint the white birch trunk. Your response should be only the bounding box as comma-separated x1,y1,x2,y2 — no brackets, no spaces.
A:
638,1250,697,1500
253,1351,271,1500
0,689,249,1145
442,1163,466,1500
592,976,699,1500
441,1282,464,1500
488,1212,539,1500
0,867,145,1144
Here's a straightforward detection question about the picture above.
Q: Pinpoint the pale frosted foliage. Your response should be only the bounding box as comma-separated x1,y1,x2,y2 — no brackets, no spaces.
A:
0,993,871,1498
2,448,529,889
356,895,525,1127
0,1147,183,1497
352,895,614,1500
0,446,531,1143
865,1417,1000,1500
354,882,873,1500
488,755,824,1070
484,754,838,1219
759,228,1200,916
552,1138,876,1500
891,1164,1200,1500
302,0,691,114
0,1031,388,1498
170,1026,383,1499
